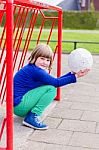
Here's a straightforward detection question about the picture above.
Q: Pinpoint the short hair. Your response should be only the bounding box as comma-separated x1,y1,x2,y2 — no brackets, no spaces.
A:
28,44,53,70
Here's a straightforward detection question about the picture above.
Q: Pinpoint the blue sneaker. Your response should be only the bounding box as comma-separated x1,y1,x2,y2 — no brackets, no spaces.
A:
23,112,48,130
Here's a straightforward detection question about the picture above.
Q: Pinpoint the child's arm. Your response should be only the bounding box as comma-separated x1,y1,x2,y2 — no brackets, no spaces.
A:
34,68,77,87
59,72,72,78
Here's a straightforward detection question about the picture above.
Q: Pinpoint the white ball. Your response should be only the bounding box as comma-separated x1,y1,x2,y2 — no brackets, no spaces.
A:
68,48,93,73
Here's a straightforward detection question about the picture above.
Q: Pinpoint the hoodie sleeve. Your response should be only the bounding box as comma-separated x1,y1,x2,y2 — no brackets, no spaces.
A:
33,66,77,87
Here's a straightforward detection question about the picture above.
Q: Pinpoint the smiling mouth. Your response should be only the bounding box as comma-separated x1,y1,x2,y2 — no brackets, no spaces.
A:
41,65,47,68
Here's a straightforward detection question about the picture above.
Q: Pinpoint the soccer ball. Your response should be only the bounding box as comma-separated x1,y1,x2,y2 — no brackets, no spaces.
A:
68,48,93,73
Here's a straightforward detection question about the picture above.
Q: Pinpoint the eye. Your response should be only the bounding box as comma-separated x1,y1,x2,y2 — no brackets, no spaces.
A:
40,57,45,60
47,59,50,62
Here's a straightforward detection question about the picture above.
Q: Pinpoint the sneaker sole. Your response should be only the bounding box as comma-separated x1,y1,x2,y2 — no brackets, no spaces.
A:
23,121,48,130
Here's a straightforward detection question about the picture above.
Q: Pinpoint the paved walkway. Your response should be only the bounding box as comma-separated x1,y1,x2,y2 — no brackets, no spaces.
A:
1,54,99,150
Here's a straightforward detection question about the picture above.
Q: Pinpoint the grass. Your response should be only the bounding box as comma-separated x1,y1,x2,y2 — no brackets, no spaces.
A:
0,28,99,54
62,31,99,54
24,29,99,54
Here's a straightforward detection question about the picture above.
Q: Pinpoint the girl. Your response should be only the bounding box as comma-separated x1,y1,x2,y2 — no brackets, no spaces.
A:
14,44,89,130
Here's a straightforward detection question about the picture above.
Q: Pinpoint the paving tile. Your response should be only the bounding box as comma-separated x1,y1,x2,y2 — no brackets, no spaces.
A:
69,132,99,149
55,101,72,109
71,102,99,111
49,107,83,120
14,120,33,149
28,129,73,145
20,141,97,150
0,127,6,148
95,123,99,133
58,119,96,133
67,95,99,104
81,111,99,122
66,86,97,97
19,141,46,150
44,117,62,129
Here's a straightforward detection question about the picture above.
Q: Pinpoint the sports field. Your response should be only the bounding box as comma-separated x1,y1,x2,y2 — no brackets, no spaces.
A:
31,29,99,54
0,28,99,53
19,29,99,54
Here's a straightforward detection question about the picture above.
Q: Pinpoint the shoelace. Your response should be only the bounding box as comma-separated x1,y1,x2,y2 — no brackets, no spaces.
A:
34,115,43,125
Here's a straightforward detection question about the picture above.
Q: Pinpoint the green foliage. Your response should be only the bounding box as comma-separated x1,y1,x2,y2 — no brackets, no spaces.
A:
1,13,6,27
2,10,99,30
33,11,99,30
63,11,97,29
34,11,58,29
37,11,99,30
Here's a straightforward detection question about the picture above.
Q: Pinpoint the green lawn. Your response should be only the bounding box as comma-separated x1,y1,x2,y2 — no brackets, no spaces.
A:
62,31,99,53
0,28,99,54
25,29,99,54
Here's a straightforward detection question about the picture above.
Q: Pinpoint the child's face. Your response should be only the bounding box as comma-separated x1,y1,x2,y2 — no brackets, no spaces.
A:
35,56,50,70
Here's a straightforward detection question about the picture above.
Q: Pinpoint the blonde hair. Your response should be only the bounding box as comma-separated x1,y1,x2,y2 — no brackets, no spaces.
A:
28,44,53,70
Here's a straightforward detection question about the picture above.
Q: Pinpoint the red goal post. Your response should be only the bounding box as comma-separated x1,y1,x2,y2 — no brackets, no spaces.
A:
0,0,62,149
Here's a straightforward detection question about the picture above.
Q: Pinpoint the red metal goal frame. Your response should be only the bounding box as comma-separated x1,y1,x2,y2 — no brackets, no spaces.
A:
0,0,62,149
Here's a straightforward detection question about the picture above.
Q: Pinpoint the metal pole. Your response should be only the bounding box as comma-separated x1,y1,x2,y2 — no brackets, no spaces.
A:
56,10,62,100
6,0,13,149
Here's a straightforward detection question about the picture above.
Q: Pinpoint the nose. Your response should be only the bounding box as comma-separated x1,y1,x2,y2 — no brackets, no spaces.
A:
43,61,47,66
43,59,48,64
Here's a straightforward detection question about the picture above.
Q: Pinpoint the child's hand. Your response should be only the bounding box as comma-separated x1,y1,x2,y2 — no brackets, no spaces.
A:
74,69,90,78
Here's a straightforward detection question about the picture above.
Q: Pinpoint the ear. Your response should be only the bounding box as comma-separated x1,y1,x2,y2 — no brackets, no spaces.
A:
31,58,36,64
